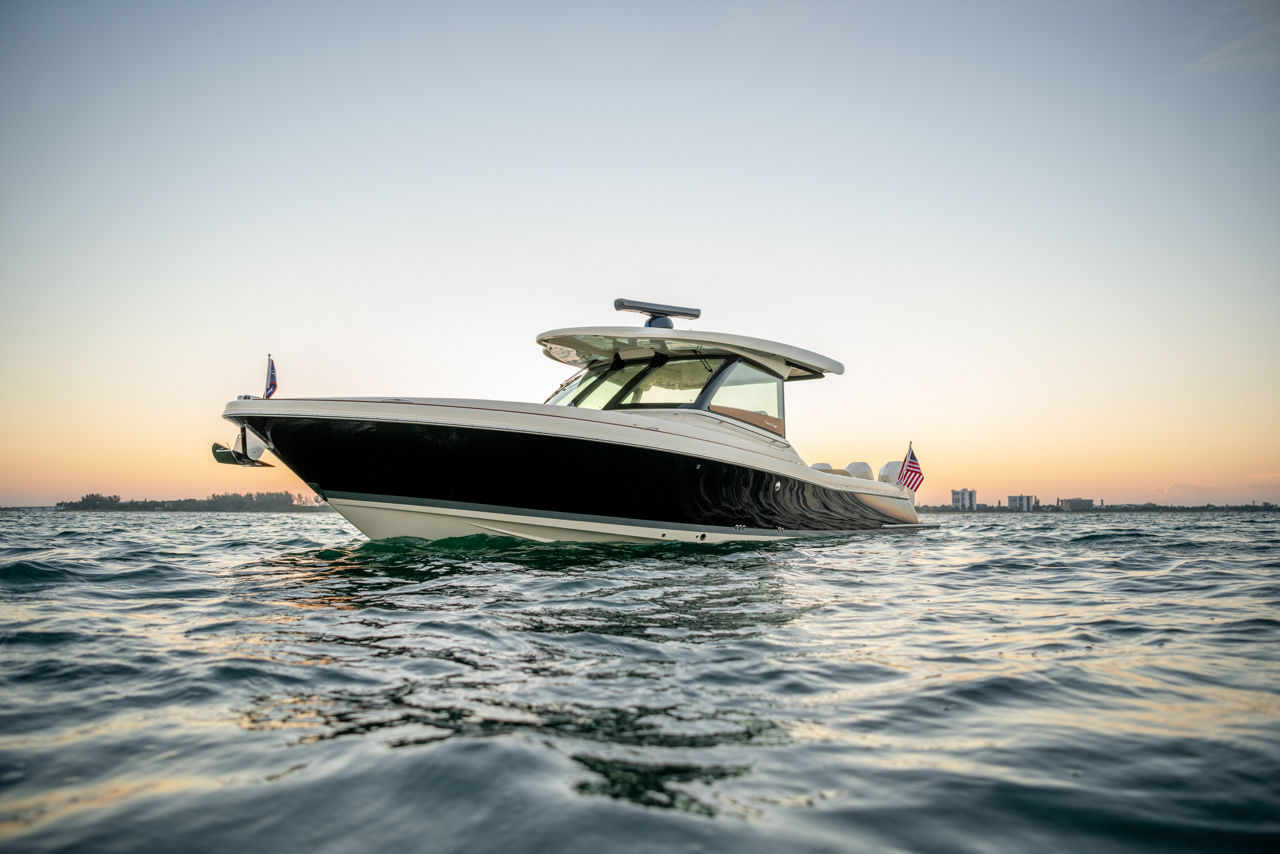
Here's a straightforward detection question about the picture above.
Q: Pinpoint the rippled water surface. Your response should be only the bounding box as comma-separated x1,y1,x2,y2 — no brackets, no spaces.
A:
2,509,1278,852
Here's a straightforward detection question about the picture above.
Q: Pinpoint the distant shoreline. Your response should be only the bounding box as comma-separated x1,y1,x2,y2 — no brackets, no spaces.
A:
3,503,1272,515
918,504,1276,513
44,506,337,513
49,492,336,513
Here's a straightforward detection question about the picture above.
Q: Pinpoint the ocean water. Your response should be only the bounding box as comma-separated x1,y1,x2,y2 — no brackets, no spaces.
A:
2,509,1277,853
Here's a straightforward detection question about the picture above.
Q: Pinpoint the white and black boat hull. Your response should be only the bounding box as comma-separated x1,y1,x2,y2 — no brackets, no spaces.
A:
224,399,924,544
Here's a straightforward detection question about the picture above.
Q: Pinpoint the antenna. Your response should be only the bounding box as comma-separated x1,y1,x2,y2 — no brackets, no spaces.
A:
613,298,701,329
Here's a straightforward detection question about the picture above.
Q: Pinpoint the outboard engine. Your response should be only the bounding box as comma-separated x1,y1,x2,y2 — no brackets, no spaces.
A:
878,461,902,484
845,462,873,480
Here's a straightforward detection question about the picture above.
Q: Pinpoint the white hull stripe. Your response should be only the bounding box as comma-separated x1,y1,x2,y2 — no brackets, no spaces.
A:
325,491,933,541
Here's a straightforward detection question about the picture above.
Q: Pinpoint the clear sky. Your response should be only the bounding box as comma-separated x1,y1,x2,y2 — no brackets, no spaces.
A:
1,0,1277,508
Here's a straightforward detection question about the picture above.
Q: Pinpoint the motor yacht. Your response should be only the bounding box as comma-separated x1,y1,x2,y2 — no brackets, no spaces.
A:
215,299,929,543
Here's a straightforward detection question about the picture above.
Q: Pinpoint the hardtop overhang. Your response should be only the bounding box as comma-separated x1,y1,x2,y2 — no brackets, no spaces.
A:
536,326,844,380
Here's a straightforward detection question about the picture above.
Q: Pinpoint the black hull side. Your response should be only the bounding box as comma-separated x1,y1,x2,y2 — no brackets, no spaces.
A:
238,415,907,532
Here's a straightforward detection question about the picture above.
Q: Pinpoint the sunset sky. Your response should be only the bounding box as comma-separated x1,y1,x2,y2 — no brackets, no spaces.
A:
2,0,1277,509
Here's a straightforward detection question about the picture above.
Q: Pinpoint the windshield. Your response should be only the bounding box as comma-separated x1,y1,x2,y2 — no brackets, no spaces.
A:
546,355,784,434
573,361,649,409
549,357,725,410
544,366,600,405
616,358,724,407
707,360,784,435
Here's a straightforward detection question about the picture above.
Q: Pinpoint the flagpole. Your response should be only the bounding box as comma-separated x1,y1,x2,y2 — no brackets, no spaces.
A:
263,354,275,399
896,441,923,494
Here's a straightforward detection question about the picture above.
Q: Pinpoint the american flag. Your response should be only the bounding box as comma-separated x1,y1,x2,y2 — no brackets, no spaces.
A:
264,355,277,399
897,444,924,492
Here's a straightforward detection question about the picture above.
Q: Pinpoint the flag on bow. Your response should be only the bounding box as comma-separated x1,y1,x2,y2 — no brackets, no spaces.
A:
897,443,923,492
264,355,277,399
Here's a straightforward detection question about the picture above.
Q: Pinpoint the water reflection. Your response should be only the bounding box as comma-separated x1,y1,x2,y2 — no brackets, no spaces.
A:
515,568,801,641
240,536,801,645
229,536,801,814
572,755,750,817
241,684,782,748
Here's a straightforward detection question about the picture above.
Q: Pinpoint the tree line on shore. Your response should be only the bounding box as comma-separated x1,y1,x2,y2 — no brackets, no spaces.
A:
56,492,331,512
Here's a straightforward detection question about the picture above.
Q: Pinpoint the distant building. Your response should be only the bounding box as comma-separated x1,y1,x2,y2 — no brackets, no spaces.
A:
1059,497,1095,512
951,489,977,511
1008,495,1035,512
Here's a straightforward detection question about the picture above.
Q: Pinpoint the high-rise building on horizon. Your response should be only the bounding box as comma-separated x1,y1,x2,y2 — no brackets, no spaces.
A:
1059,498,1095,512
951,489,976,511
1008,495,1035,512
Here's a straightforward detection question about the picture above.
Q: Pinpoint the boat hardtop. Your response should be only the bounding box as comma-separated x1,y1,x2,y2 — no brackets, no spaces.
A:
537,327,844,381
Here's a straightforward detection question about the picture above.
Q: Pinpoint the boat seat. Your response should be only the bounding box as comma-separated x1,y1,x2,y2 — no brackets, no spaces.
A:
844,462,874,480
